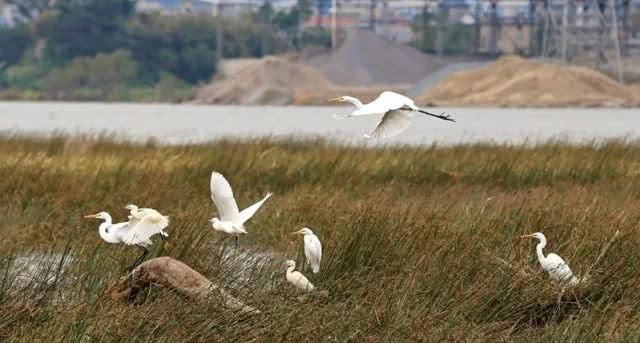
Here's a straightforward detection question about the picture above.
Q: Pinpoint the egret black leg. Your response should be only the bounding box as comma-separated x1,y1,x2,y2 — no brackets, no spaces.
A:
234,235,239,249
128,246,149,272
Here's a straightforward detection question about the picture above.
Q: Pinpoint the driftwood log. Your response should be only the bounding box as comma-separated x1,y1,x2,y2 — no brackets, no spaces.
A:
107,257,260,314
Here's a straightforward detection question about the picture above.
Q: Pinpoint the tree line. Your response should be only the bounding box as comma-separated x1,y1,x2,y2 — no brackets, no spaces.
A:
0,0,330,101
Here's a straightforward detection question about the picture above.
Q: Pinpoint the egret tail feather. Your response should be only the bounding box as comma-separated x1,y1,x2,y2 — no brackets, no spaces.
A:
417,109,456,122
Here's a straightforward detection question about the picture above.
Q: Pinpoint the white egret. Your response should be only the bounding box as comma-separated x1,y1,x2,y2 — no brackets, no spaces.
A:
84,211,169,271
285,260,314,292
291,227,322,274
521,232,579,286
209,171,272,247
330,91,455,139
125,204,169,238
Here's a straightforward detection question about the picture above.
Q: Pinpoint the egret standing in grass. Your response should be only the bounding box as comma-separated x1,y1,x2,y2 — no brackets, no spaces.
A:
84,211,169,271
330,91,455,139
285,260,314,292
291,227,322,274
521,232,579,286
209,171,272,248
125,204,169,239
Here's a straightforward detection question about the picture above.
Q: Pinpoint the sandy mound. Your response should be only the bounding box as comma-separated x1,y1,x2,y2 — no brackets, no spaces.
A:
194,55,404,105
194,56,333,105
418,56,639,107
216,58,261,79
308,29,450,86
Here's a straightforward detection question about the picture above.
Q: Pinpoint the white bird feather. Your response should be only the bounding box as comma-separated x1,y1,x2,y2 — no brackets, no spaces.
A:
522,232,579,286
330,91,454,139
209,171,272,238
292,228,322,274
285,260,314,292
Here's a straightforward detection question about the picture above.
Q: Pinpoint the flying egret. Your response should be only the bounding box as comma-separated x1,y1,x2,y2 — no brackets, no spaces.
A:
291,227,322,274
125,204,169,238
521,232,579,286
209,171,272,248
330,91,455,139
285,260,315,292
84,211,169,271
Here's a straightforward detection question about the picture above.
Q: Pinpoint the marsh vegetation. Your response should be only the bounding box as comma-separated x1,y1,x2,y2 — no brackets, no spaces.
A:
0,136,637,341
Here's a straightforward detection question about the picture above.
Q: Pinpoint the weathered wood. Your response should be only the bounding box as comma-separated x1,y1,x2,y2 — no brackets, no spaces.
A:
107,257,260,314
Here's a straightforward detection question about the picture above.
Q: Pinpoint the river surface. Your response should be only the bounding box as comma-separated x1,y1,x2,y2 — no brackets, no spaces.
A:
1,102,639,146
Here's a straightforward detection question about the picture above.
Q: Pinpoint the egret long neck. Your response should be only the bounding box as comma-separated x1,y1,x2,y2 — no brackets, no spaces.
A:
98,215,120,243
345,97,363,109
536,241,547,265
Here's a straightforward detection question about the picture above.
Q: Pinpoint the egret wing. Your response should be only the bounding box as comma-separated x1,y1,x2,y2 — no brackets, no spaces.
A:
545,253,575,282
127,211,144,228
288,271,315,291
236,192,272,225
210,172,240,221
377,91,414,109
366,110,412,139
123,213,169,246
304,235,322,274
128,208,169,236
352,91,411,116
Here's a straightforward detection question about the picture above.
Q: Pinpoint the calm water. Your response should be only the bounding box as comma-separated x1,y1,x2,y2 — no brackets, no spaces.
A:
1,102,639,146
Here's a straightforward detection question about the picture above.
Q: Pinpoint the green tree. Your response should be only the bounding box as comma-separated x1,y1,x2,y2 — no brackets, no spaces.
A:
41,0,135,61
0,25,32,66
254,1,274,24
270,0,315,49
127,14,217,84
42,49,139,100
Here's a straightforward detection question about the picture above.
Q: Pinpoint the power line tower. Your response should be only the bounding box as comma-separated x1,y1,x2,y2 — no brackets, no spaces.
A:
540,0,624,82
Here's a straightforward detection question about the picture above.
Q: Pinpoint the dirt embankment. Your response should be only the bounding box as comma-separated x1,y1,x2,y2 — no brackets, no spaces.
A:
194,56,332,105
418,56,640,107
193,56,406,106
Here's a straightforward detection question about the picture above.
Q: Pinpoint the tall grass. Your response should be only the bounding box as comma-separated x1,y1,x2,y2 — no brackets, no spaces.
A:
0,136,639,341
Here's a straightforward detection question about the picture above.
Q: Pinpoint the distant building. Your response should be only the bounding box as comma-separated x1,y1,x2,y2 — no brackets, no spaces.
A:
137,0,299,16
137,0,213,15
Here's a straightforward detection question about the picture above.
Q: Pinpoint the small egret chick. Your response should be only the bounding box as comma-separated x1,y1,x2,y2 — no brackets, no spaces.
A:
125,204,169,238
521,232,579,286
285,260,314,292
330,91,455,139
291,227,322,274
85,211,169,271
209,171,272,248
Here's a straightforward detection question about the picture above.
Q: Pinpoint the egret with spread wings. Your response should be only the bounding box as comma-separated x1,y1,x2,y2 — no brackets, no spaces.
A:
209,171,272,247
330,91,455,139
84,211,169,271
125,204,169,239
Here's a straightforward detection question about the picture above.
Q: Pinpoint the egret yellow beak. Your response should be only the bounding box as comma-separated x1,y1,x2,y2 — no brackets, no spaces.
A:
329,97,342,102
520,234,534,238
291,230,304,235
84,214,98,219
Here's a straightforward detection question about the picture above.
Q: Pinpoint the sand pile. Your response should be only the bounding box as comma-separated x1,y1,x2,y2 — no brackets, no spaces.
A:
194,55,405,105
308,29,449,86
194,56,333,105
418,55,639,107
